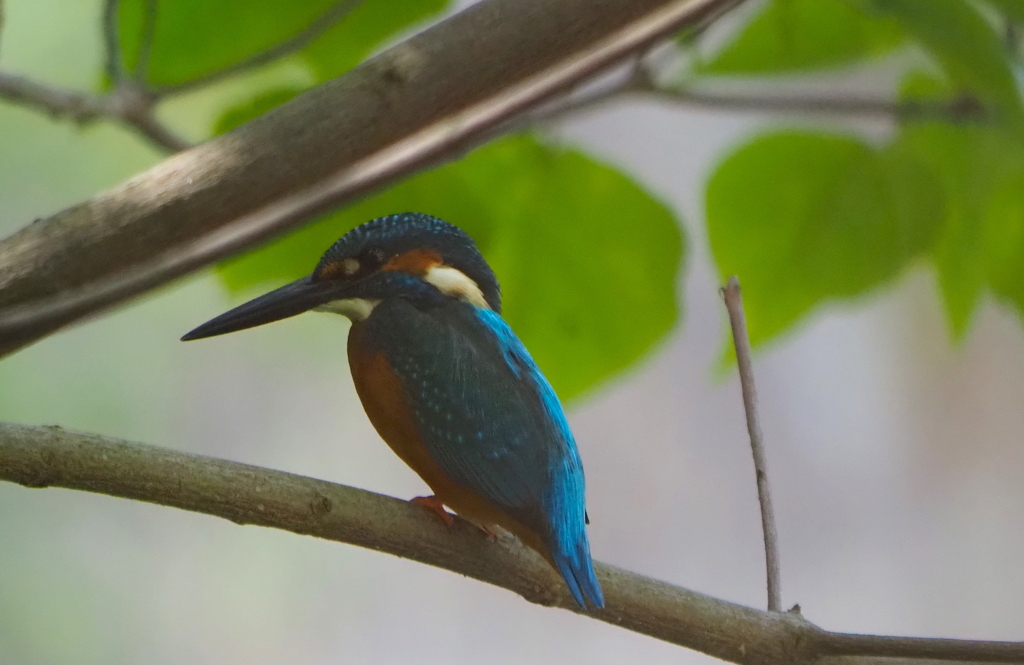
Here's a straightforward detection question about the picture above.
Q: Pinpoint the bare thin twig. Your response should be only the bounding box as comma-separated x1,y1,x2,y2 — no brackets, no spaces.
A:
0,70,106,121
134,0,159,81
646,87,987,122
0,0,6,61
153,0,364,97
1,422,1023,664
532,59,986,124
115,90,192,151
0,71,190,151
103,0,125,82
722,275,782,612
0,0,367,155
0,0,185,151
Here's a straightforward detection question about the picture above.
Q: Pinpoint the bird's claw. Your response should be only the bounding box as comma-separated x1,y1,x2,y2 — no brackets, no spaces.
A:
410,495,455,526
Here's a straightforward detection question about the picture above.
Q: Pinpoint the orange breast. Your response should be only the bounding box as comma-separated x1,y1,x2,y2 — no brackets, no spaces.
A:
346,322,548,557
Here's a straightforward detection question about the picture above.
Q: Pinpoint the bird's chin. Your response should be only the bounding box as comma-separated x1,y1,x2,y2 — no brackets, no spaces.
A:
313,298,381,322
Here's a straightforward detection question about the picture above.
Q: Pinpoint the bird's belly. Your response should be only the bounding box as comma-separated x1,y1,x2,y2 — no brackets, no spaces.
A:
347,324,545,553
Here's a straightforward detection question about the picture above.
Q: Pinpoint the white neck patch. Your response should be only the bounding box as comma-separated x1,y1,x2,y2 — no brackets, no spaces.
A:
314,298,380,321
424,265,490,309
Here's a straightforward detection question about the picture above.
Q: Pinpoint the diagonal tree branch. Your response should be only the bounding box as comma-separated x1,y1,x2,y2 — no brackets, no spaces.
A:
152,0,365,97
1,421,1022,665
0,0,745,356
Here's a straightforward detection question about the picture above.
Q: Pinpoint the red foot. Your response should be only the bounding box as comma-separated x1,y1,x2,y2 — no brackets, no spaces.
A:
411,495,454,526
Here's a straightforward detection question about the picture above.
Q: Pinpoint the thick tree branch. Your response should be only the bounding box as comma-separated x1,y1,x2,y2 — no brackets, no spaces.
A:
722,276,781,613
1,422,1021,665
153,0,365,97
0,0,745,356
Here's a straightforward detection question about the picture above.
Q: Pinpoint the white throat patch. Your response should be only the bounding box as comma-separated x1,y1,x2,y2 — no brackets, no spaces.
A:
314,298,380,321
424,265,490,309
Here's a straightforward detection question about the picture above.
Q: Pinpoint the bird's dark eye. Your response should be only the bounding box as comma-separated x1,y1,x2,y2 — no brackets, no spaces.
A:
366,247,387,266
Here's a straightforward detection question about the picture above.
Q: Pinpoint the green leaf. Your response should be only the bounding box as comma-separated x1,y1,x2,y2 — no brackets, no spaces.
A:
700,0,904,75
212,86,304,135
894,70,1024,336
117,0,448,88
895,122,1024,334
985,0,1024,25
895,123,996,335
706,132,942,347
303,0,449,81
218,136,684,401
982,167,1024,314
118,0,335,86
864,0,1022,119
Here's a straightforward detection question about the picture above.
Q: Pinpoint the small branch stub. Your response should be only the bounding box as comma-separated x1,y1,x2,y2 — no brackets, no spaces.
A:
721,275,782,613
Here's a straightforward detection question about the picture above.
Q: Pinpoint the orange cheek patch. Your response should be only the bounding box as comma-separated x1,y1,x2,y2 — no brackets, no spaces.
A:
382,248,442,275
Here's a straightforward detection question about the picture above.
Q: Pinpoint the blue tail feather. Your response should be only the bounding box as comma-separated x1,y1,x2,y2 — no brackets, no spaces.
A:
551,537,604,609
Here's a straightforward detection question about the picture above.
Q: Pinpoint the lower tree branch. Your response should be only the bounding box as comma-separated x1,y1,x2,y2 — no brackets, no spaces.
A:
1,422,1021,664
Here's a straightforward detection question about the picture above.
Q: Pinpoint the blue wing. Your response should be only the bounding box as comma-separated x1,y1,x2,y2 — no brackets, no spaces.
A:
364,299,603,607
473,309,604,608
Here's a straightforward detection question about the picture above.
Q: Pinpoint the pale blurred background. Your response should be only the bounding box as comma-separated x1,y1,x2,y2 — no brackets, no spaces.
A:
1,1,1022,664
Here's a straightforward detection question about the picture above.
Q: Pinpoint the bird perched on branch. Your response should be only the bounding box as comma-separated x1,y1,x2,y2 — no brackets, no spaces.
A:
182,213,604,609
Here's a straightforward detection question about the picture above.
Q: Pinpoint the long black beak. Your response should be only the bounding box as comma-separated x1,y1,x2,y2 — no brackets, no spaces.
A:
181,275,344,341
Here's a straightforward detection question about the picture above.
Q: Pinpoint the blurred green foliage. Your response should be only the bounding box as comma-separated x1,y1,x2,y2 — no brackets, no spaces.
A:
699,0,904,74
703,0,1024,344
708,132,941,346
28,0,1024,389
7,0,1024,661
117,0,446,86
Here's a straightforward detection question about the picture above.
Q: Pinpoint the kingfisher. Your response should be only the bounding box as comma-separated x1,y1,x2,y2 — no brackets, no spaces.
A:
182,213,604,609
